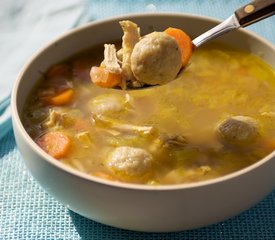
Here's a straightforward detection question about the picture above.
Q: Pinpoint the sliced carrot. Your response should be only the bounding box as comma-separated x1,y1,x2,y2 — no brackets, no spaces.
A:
48,89,74,106
36,131,71,159
164,27,193,66
90,66,122,88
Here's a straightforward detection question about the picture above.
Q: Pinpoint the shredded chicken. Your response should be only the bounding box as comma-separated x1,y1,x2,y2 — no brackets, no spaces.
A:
261,111,275,118
200,165,212,175
43,109,66,128
76,131,93,148
119,20,142,87
92,114,154,135
116,48,123,62
101,44,122,74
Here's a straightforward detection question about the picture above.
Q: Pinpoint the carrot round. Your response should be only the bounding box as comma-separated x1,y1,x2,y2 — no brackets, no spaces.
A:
36,131,71,159
164,27,192,66
90,66,122,88
48,89,74,106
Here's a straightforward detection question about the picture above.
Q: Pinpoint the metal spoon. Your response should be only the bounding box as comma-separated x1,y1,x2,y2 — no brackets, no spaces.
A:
192,0,275,48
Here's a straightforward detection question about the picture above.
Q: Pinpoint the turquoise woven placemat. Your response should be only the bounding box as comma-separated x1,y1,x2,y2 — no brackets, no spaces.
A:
1,0,275,239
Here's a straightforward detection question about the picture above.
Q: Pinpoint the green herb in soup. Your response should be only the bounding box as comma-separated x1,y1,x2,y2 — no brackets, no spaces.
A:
23,41,275,185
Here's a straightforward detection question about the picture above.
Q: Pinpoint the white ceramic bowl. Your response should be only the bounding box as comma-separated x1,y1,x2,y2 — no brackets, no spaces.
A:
11,13,275,232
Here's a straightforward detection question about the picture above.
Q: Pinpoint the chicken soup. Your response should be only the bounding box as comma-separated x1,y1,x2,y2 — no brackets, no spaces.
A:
22,24,275,185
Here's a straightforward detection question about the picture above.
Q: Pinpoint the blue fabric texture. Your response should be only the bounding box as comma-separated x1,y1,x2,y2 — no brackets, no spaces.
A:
0,0,88,140
0,0,275,239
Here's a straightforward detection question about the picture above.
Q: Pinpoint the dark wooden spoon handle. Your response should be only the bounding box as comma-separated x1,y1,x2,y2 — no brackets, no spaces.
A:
235,0,275,27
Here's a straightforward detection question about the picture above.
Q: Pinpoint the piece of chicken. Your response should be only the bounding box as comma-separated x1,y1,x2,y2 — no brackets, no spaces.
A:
92,114,155,135
131,32,182,85
101,44,122,74
216,116,260,145
43,109,67,128
119,20,142,87
107,146,153,177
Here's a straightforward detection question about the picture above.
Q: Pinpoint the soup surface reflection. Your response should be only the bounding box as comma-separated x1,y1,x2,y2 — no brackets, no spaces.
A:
23,43,275,185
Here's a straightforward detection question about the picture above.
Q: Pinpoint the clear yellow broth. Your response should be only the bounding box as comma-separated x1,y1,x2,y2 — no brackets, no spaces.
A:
23,43,275,185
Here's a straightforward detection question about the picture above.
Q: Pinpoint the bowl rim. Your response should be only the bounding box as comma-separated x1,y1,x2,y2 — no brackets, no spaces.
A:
11,12,275,191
